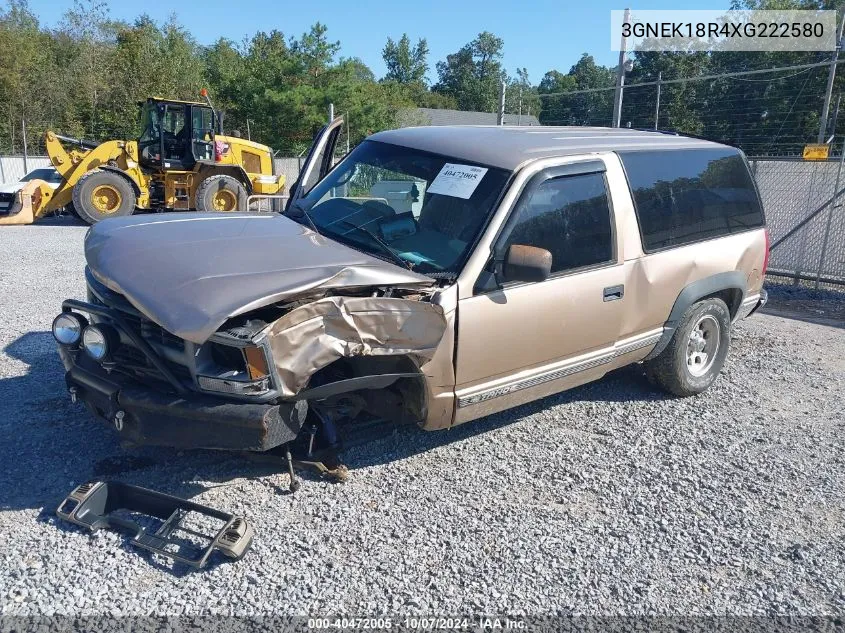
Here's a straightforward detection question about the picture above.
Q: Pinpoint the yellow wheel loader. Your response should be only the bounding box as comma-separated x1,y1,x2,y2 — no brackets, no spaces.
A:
0,178,57,225
39,95,285,224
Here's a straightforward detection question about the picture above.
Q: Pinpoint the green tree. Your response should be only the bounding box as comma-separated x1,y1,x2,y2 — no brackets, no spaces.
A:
104,15,205,139
382,34,429,85
505,68,540,121
290,22,339,82
538,54,615,126
0,0,55,152
433,31,506,111
58,0,118,139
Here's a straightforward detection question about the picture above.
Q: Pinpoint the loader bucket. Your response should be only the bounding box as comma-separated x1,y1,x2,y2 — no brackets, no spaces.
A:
0,180,55,226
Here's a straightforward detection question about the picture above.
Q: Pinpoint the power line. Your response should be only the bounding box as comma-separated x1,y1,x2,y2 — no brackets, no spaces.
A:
537,59,845,98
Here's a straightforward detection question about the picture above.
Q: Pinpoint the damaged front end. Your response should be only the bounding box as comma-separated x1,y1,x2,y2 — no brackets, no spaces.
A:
54,215,448,460
56,272,309,452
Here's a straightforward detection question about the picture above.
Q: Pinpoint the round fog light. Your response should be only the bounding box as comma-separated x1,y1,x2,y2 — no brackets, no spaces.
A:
82,325,114,361
52,313,87,345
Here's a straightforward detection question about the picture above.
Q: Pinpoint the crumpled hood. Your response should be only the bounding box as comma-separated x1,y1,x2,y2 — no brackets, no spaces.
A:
85,213,434,343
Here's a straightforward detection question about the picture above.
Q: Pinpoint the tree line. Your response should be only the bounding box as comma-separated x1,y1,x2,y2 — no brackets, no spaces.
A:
0,0,538,155
0,0,841,158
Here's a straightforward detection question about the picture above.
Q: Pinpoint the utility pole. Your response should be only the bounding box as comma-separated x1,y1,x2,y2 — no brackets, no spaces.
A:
21,117,28,174
828,93,842,143
612,8,631,128
328,103,334,124
518,87,523,126
246,119,252,141
819,12,845,144
654,72,662,130
497,81,506,125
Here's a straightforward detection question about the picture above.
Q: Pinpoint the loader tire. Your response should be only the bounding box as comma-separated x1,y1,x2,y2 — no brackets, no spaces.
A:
73,170,136,225
195,175,247,213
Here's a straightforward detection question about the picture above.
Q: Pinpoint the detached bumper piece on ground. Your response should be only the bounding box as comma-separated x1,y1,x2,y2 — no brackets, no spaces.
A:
56,481,253,568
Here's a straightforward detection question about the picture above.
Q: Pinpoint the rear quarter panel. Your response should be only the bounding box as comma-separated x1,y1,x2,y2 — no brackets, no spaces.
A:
603,152,767,340
620,229,767,339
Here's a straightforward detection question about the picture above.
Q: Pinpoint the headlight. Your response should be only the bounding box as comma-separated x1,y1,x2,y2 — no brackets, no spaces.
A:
52,313,87,345
82,325,118,361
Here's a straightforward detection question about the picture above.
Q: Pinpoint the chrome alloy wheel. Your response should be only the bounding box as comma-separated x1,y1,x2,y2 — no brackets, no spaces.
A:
687,314,720,377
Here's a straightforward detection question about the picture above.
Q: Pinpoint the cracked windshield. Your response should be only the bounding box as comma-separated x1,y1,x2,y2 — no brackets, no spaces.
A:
299,140,509,274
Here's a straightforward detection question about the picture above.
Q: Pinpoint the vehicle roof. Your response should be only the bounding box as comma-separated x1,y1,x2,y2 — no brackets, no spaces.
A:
147,96,205,106
367,125,735,171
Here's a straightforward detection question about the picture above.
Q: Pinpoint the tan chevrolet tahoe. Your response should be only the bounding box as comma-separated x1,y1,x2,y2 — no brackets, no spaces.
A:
52,122,768,484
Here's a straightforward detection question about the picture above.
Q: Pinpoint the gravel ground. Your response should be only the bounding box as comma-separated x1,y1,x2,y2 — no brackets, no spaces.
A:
1,217,844,617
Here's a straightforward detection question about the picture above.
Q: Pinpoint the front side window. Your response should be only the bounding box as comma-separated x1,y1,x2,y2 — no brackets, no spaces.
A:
191,106,214,140
138,102,160,145
163,104,186,136
502,172,614,274
296,141,510,275
191,106,215,161
162,104,188,161
619,148,765,252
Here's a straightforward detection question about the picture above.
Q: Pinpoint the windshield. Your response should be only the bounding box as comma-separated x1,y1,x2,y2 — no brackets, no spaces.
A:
21,168,60,183
297,140,510,275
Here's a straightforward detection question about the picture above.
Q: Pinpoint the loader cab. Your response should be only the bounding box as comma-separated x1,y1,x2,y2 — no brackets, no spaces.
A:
138,98,217,170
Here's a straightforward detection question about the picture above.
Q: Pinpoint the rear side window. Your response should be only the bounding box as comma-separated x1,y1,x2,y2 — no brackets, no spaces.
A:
503,172,614,274
619,148,764,252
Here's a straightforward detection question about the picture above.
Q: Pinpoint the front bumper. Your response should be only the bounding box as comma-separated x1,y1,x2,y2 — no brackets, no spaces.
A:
59,346,307,451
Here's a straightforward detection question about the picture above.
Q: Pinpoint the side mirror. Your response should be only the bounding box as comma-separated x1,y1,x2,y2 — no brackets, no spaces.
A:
501,244,552,283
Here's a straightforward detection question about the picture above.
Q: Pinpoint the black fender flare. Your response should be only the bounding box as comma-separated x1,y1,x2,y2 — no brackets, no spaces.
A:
98,165,142,197
644,271,746,361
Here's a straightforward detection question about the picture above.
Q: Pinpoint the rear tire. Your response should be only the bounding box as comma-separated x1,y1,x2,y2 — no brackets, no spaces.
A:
644,298,731,397
195,175,247,213
72,170,136,225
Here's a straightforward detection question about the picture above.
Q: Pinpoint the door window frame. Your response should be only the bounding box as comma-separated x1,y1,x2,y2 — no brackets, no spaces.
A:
474,159,619,295
286,117,345,208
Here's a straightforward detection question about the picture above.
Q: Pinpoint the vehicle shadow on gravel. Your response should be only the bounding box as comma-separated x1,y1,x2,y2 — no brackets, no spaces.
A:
341,364,667,471
27,214,86,227
0,330,664,511
0,331,242,513
762,285,845,329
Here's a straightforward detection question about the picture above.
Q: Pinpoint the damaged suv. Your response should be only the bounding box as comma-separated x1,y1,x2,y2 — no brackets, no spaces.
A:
53,121,768,479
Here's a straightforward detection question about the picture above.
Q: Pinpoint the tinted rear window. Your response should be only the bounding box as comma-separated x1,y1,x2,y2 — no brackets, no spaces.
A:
619,148,765,252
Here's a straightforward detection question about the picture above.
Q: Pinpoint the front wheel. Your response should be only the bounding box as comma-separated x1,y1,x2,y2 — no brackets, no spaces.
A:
72,170,137,224
644,298,731,397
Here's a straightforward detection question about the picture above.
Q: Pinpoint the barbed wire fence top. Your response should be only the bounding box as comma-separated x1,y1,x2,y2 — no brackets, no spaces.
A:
538,59,845,158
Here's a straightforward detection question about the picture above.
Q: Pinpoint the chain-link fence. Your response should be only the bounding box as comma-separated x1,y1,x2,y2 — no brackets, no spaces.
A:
750,156,845,288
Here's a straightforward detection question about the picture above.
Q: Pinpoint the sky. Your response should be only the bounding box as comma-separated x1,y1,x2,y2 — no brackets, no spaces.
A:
24,0,730,84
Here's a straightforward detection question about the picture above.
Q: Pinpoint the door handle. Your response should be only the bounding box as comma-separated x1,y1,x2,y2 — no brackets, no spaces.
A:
603,285,624,301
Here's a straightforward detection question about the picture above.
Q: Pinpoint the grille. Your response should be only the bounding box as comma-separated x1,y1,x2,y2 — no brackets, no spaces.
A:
113,345,192,386
89,288,184,352
0,192,15,214
88,287,192,388
113,345,146,367
74,482,97,496
119,311,185,352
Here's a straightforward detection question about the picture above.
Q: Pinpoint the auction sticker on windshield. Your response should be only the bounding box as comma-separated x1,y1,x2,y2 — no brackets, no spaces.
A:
428,164,488,199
